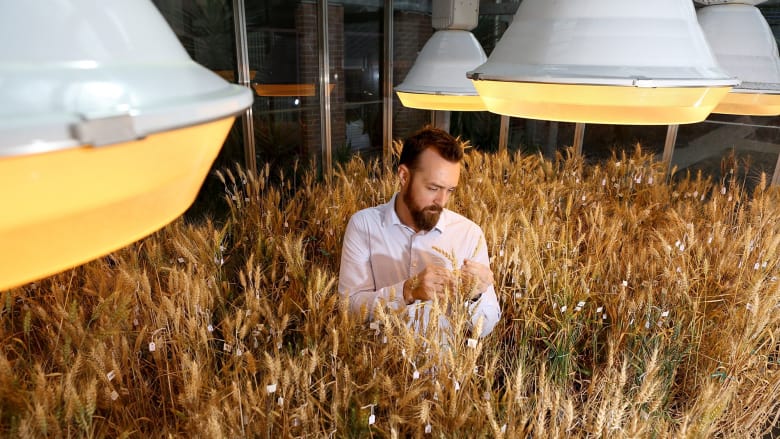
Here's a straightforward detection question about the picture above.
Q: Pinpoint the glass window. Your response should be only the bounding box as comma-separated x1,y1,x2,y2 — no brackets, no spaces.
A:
675,115,780,190
333,1,385,165
671,5,780,189
153,0,780,193
246,0,322,179
153,0,243,215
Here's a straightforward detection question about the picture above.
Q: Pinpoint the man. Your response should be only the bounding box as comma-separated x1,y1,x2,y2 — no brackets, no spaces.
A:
338,127,501,338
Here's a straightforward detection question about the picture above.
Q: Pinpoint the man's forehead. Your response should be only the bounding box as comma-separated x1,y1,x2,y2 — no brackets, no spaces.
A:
411,162,460,187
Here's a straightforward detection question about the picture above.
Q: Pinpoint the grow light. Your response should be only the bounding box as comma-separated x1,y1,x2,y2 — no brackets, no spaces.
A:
0,1,253,290
395,0,487,111
468,0,739,124
697,1,780,116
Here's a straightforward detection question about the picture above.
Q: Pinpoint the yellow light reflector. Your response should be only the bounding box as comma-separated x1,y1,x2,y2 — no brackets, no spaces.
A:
396,91,486,112
712,91,780,116
470,81,733,125
0,117,235,291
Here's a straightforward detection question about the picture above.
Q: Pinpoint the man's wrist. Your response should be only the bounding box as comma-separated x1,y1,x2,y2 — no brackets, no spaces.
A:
403,276,419,305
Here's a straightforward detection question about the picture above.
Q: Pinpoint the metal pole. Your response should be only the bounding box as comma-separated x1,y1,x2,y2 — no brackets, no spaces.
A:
573,122,586,156
432,110,451,132
547,121,559,155
662,124,679,173
498,115,509,154
318,0,333,182
233,0,256,175
383,0,394,172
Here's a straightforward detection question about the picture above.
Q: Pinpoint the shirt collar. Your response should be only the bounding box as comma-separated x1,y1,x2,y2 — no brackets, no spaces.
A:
383,192,449,234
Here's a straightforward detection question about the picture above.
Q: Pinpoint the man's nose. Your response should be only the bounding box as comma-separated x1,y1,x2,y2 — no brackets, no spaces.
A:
435,191,448,206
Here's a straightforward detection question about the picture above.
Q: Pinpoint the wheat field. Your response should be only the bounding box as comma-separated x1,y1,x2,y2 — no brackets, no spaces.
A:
1,146,779,437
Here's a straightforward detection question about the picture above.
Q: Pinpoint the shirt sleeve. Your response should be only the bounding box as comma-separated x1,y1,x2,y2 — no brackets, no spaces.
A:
466,228,501,338
338,213,406,320
468,285,500,338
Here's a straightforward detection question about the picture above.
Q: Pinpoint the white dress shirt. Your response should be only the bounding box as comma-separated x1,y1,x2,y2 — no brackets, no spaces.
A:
338,193,501,337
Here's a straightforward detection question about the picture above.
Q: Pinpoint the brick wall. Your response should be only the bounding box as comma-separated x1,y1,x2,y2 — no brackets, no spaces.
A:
393,10,432,140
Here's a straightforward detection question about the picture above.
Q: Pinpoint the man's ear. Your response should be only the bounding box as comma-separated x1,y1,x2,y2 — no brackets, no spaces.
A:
398,164,410,186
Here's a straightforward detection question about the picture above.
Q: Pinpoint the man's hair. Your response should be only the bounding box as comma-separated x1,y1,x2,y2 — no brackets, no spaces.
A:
398,126,464,170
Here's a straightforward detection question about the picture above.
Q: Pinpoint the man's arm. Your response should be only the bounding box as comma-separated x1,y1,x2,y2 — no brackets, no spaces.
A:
338,214,407,320
468,284,500,337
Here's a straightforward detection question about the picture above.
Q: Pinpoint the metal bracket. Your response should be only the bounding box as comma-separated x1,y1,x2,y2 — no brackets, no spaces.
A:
72,114,138,147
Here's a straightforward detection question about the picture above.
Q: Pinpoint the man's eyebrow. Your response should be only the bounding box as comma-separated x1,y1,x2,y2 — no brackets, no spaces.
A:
430,182,458,190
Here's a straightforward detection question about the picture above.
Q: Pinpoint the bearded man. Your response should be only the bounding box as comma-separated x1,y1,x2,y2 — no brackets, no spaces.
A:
338,127,501,338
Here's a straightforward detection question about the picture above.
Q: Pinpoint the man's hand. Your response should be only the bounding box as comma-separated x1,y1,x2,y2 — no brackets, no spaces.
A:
403,265,456,304
460,259,494,299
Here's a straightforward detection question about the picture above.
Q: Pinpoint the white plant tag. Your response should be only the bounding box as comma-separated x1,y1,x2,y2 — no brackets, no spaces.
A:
148,342,156,352
266,383,277,394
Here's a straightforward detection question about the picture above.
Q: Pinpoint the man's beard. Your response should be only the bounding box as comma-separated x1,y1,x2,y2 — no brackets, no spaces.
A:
403,188,442,231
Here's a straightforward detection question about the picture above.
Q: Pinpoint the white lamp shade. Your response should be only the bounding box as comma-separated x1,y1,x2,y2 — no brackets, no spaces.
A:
468,0,738,124
396,30,487,111
698,3,780,115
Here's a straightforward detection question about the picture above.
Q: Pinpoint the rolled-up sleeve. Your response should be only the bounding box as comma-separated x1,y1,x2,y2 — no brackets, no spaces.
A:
338,214,406,319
